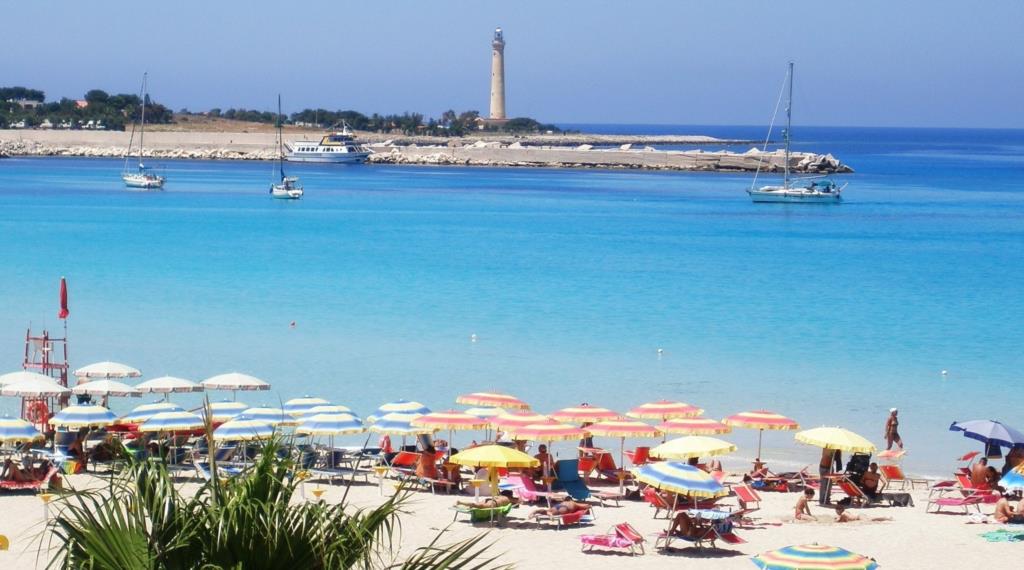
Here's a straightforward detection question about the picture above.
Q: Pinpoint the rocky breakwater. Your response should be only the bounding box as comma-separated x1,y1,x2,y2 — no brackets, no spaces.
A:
367,141,853,173
0,139,277,161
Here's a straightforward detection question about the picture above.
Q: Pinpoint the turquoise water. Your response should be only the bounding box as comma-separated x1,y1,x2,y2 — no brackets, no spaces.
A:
1,127,1022,475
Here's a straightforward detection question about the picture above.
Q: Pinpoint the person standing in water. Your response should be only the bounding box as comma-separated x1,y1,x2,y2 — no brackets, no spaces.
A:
885,408,903,450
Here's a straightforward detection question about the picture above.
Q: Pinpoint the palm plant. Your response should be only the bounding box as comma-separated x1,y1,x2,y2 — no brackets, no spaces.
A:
42,419,508,570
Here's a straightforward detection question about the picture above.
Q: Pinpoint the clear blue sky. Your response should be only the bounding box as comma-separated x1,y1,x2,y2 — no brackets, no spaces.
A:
4,0,1022,127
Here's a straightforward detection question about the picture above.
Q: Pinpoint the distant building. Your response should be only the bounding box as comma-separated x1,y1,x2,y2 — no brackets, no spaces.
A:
480,27,509,128
7,98,41,109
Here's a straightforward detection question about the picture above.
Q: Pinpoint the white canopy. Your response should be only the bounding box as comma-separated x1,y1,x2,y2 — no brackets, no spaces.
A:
71,379,141,397
1,377,71,397
74,361,142,379
201,372,270,391
0,370,54,386
136,376,202,394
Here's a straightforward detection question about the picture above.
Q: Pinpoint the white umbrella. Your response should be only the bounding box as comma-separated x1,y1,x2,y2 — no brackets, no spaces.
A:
72,380,141,397
135,376,202,401
201,373,270,399
1,377,71,397
0,370,54,386
74,361,142,379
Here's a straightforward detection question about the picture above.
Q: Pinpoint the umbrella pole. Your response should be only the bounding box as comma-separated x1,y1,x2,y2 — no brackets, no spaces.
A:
665,493,679,549
619,436,626,494
757,429,764,460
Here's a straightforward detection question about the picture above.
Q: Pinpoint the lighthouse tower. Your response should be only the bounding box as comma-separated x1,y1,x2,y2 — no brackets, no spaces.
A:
489,27,507,121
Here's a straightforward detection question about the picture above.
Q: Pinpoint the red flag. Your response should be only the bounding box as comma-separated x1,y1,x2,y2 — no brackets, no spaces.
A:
58,277,69,319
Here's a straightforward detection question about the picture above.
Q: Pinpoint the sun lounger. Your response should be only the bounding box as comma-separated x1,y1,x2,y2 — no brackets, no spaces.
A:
192,461,245,481
879,464,928,490
580,522,645,555
838,478,877,508
732,484,762,517
0,465,59,492
535,506,592,529
643,486,674,518
555,459,620,506
503,473,567,504
654,509,745,551
451,503,514,524
387,450,420,479
624,447,650,466
927,494,984,514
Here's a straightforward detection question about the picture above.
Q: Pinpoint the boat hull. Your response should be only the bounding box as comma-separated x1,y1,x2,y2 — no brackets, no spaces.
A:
270,185,303,199
285,152,369,164
123,174,165,189
748,188,842,203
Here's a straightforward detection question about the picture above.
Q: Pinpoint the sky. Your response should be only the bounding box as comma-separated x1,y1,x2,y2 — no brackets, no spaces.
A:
3,0,1023,128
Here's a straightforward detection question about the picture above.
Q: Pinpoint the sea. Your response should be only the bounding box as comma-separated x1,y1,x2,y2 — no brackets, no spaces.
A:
1,125,1022,477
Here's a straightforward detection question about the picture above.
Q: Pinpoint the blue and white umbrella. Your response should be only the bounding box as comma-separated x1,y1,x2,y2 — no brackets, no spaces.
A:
631,461,728,499
950,420,1024,449
283,396,331,417
297,404,353,419
368,400,431,423
213,418,274,441
0,415,44,443
120,402,185,424
239,407,295,426
139,411,205,433
296,413,364,436
201,400,249,422
48,405,118,428
367,412,431,435
999,464,1024,492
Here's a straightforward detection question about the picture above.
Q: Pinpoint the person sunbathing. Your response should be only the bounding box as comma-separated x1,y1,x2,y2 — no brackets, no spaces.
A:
835,505,892,523
1,459,38,482
668,511,706,538
529,499,586,519
794,488,816,520
994,495,1024,524
457,494,515,509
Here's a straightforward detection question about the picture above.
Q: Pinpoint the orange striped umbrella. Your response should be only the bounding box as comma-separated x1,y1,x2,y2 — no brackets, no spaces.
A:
550,405,621,424
723,410,799,459
506,422,586,442
627,400,704,420
658,417,732,435
491,411,552,430
411,410,491,431
456,392,530,410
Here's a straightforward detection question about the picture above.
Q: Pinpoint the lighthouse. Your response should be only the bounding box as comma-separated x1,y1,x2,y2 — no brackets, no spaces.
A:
489,27,507,121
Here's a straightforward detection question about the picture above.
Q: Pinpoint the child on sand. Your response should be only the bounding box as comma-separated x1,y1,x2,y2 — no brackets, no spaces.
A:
794,488,815,520
835,505,892,523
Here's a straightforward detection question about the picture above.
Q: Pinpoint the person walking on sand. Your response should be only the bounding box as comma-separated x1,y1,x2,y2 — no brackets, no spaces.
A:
885,408,903,450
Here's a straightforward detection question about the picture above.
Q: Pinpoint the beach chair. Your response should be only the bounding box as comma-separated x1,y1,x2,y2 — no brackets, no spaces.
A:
451,503,514,524
837,478,877,508
535,506,593,529
192,461,245,481
503,473,567,504
0,464,60,492
555,459,619,506
952,473,1001,504
580,522,645,555
643,486,674,518
655,510,745,551
879,464,928,490
926,494,984,514
387,451,420,479
732,484,762,517
625,447,650,466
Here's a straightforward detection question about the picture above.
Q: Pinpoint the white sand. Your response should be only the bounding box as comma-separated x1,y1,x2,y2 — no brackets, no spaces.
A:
0,471,1017,569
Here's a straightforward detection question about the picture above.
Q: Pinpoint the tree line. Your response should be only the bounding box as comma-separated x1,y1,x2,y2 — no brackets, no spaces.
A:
1,86,171,130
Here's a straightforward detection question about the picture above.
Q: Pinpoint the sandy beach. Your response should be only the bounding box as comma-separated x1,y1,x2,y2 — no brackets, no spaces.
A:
0,464,1017,569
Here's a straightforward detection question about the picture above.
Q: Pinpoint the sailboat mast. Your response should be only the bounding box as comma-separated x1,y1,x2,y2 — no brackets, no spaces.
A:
138,73,147,168
277,94,284,180
784,61,793,187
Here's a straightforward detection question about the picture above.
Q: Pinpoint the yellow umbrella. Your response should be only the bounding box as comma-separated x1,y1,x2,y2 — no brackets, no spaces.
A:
650,436,737,460
449,444,540,498
794,427,877,453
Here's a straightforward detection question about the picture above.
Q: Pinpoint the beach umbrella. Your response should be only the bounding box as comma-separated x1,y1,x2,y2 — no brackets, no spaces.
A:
119,401,185,424
632,461,728,499
627,400,704,421
549,405,622,424
723,410,800,459
48,405,118,428
0,415,44,443
506,422,586,442
283,396,331,417
462,407,504,418
297,404,353,419
200,373,270,399
998,464,1024,492
368,400,430,422
658,417,732,435
367,412,431,435
202,400,250,422
795,427,876,453
456,392,530,410
751,544,879,570
212,418,274,441
949,419,1024,449
650,435,737,460
296,413,365,436
1,377,71,397
72,379,141,398
0,370,54,386
138,411,204,433
135,376,202,400
450,444,540,497
586,419,662,492
239,407,295,426
74,361,142,379
490,411,552,430
413,410,491,456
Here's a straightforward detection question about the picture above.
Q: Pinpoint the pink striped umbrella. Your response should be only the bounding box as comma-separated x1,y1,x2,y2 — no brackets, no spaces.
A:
506,422,586,442
723,410,799,459
549,405,622,424
491,411,553,430
411,410,491,457
658,417,732,435
456,392,530,410
627,400,704,420
586,419,662,491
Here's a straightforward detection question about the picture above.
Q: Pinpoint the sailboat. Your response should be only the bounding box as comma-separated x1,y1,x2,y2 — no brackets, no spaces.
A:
122,73,165,189
747,62,844,203
270,95,303,200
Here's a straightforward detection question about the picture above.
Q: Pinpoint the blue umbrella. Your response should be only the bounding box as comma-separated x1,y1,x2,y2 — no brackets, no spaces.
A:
950,420,1024,449
999,465,1024,492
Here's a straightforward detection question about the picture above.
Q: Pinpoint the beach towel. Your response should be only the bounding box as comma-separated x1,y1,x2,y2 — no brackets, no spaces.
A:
980,529,1024,542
